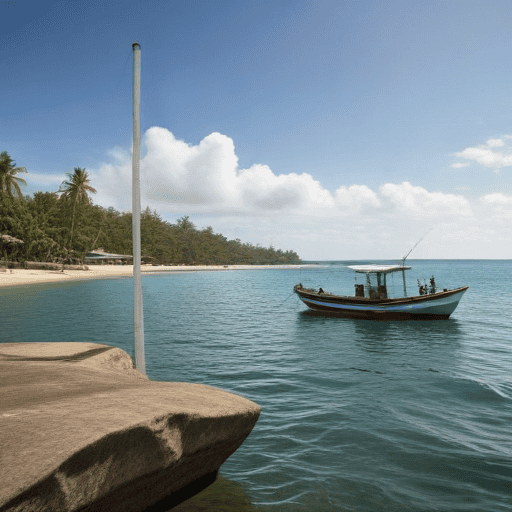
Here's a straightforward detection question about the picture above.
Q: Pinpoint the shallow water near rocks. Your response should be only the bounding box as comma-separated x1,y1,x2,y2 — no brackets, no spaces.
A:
1,260,511,511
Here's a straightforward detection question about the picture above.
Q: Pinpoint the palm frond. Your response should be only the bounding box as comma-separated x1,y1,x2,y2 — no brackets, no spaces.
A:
0,153,28,198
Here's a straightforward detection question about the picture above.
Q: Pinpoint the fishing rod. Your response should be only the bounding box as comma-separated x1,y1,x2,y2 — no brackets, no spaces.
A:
401,229,431,266
281,290,297,305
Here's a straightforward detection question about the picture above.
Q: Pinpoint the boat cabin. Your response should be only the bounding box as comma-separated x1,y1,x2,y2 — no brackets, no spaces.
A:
347,265,411,299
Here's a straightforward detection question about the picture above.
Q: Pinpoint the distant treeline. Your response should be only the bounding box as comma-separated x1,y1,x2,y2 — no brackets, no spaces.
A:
0,154,301,265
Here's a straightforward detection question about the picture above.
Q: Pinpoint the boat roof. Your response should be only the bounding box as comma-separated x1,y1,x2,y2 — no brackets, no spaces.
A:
347,264,411,274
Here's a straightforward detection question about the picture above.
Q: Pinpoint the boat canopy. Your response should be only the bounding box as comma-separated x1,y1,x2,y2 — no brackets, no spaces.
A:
347,265,411,274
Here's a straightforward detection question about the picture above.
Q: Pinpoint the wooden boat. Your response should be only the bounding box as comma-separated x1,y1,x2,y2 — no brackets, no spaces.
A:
294,264,468,319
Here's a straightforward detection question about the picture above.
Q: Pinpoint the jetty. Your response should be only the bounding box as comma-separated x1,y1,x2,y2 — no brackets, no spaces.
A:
0,342,261,511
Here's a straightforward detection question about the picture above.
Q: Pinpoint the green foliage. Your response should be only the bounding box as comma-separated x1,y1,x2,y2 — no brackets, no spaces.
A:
0,154,302,265
0,151,27,199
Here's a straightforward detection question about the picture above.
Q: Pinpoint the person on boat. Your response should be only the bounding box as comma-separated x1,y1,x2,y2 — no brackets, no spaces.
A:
318,287,324,294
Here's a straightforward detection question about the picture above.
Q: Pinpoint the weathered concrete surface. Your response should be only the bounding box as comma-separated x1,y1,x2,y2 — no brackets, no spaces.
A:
0,343,261,511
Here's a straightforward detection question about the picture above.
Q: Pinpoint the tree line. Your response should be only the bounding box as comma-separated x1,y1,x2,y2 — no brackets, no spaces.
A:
0,151,302,265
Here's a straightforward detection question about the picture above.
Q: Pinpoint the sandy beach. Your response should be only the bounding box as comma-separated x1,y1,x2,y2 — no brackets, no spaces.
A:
0,264,318,288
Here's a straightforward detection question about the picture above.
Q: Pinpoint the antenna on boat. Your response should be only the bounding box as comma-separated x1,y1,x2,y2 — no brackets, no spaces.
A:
401,230,430,266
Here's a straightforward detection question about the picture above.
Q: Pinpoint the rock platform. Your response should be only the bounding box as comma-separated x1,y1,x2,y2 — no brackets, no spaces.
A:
0,343,261,511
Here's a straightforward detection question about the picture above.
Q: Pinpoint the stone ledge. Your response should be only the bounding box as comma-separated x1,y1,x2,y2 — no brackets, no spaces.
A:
0,343,261,511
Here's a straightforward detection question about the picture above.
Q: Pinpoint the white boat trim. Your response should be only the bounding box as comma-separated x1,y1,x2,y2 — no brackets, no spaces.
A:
347,265,411,273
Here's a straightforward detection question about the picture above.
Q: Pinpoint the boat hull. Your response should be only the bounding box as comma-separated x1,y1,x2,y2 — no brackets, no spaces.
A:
294,286,468,320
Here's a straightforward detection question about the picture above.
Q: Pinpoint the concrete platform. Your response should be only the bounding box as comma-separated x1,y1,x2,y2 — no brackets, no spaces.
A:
0,343,261,511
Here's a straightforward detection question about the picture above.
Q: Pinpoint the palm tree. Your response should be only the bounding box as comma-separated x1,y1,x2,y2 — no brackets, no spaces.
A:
58,167,97,250
0,151,27,199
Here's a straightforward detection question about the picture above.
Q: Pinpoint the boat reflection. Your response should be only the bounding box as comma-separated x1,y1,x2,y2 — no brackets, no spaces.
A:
297,309,465,355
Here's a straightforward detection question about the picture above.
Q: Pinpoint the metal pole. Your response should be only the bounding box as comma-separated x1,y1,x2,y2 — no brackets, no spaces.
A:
132,41,146,376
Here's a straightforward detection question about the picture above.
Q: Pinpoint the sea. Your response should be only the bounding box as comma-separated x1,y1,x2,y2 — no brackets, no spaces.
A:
1,260,511,511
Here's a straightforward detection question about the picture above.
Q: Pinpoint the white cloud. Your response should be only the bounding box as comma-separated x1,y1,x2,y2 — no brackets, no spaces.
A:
335,185,380,211
379,182,471,218
454,135,512,169
451,162,470,169
28,172,64,187
104,129,469,219
143,128,239,207
478,193,512,225
480,193,512,206
87,128,512,259
240,165,334,212
486,138,505,148
455,146,512,167
90,148,132,211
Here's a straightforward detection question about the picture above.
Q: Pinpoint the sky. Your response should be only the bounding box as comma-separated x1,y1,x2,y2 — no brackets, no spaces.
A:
2,0,512,260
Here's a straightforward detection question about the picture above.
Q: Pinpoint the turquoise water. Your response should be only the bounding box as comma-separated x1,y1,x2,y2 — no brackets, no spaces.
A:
1,260,511,511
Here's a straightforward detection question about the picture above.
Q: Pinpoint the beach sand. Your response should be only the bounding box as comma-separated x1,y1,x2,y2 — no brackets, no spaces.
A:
0,264,317,288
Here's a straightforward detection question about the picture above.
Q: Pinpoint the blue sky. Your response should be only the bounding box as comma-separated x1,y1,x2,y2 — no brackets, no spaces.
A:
2,0,512,259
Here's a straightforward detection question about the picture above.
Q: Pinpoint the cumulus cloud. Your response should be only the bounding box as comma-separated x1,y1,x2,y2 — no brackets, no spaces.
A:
87,128,512,258
379,182,472,218
90,148,132,210
453,136,512,169
93,127,474,218
142,128,239,206
451,162,470,169
335,185,380,211
239,164,334,211
486,138,505,148
478,193,512,225
480,193,512,206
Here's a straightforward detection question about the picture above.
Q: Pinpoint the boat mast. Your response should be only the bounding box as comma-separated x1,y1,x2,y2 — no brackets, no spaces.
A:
400,231,429,296
132,41,146,376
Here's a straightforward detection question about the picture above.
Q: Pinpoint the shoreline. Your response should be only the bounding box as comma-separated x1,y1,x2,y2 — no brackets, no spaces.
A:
0,264,320,288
